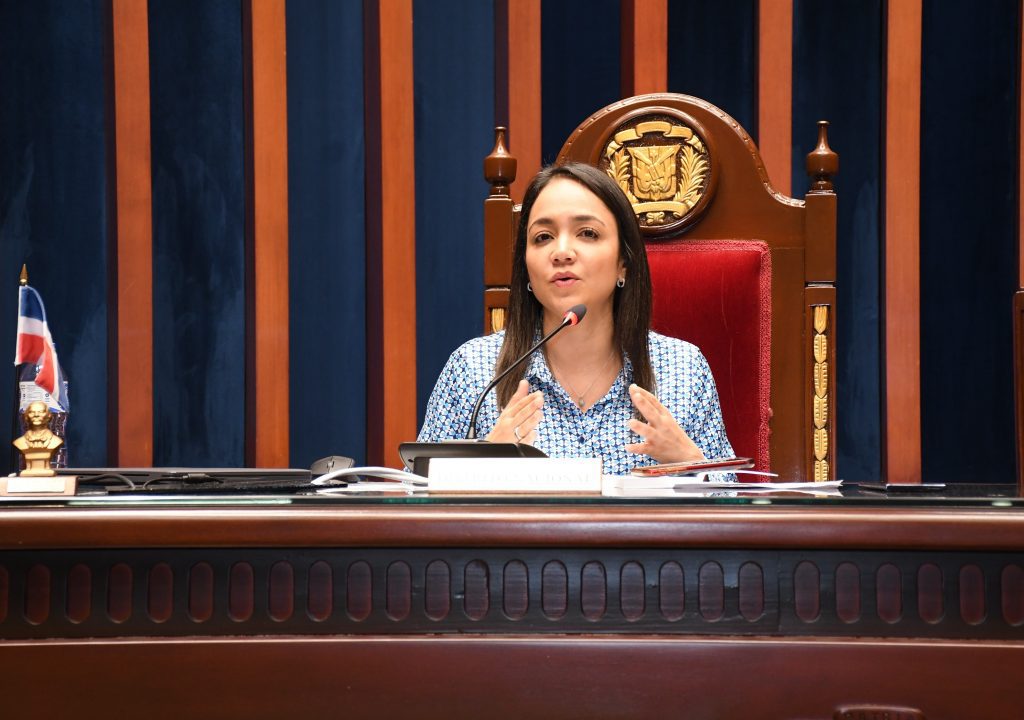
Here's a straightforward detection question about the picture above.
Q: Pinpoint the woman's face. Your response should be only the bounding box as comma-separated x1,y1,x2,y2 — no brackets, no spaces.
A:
524,177,625,325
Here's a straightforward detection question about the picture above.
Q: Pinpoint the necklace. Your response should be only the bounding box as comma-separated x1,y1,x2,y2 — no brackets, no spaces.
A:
552,350,617,410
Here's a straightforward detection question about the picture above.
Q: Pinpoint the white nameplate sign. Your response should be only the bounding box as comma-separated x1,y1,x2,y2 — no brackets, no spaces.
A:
1,476,77,496
427,457,602,493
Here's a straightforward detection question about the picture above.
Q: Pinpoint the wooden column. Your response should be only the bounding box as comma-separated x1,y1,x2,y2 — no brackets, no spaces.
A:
243,0,290,466
621,0,668,97
496,0,542,203
757,0,793,195
1015,291,1023,492
364,0,417,467
883,0,922,484
109,0,153,466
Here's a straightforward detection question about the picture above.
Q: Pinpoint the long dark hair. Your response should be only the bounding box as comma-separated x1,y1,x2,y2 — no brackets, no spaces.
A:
494,162,654,409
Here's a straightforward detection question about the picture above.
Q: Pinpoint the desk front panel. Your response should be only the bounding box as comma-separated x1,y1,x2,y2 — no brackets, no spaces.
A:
1,636,1023,719
0,503,1021,642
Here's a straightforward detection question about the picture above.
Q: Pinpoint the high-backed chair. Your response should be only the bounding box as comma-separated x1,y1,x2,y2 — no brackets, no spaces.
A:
483,94,838,481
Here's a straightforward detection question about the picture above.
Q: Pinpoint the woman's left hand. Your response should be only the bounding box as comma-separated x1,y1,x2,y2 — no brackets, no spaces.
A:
624,384,705,464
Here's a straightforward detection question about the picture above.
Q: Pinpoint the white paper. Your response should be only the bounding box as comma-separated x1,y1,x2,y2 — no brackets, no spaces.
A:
6,477,68,494
316,484,424,495
312,466,428,486
428,457,602,493
603,474,843,496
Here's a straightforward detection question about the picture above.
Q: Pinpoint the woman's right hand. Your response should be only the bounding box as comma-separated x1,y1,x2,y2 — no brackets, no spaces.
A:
486,379,544,444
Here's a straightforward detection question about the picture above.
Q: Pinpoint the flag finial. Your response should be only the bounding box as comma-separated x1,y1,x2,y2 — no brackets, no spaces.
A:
19,265,27,286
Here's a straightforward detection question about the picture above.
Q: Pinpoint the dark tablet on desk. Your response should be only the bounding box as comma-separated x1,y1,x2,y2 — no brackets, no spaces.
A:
856,482,946,493
59,467,312,493
398,441,547,476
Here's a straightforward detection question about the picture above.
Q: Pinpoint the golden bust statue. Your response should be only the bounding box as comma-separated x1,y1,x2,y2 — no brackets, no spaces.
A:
13,401,63,477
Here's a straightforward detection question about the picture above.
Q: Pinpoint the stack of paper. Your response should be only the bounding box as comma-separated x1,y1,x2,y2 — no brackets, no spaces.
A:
313,466,427,495
603,474,843,497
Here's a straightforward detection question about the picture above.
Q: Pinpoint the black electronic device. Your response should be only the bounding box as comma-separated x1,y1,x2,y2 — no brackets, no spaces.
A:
397,304,584,475
856,482,947,493
59,467,313,494
465,304,586,439
398,441,546,477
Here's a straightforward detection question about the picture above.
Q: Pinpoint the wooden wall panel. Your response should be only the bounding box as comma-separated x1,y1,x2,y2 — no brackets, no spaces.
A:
621,0,667,96
884,0,922,484
504,0,541,202
758,0,792,195
109,0,153,466
365,0,417,467
244,0,290,466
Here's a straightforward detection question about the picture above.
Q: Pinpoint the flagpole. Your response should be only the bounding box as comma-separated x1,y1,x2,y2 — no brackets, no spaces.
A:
9,265,28,473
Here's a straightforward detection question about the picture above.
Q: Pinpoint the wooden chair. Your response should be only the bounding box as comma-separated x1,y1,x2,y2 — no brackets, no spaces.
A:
483,93,838,481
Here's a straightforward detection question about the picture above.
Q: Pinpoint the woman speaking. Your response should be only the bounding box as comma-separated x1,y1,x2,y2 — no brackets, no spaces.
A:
417,162,733,476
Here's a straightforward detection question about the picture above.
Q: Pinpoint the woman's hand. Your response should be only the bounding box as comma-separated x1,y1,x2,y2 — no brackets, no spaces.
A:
486,379,544,444
624,384,705,463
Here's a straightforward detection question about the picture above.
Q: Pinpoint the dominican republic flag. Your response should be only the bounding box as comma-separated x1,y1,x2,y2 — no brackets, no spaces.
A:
14,285,69,412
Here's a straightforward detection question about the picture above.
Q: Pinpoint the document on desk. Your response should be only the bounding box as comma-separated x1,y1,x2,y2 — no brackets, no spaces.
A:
603,474,843,496
313,466,428,494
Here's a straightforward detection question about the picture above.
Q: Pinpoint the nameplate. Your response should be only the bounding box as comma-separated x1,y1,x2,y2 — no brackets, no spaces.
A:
427,458,602,493
1,476,77,496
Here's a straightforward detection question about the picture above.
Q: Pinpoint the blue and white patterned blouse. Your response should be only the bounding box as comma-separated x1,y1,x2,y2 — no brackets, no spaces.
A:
417,330,734,475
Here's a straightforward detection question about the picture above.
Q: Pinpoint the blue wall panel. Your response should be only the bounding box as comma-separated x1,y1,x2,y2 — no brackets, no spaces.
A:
793,0,883,482
0,0,109,467
149,0,246,466
920,0,1018,483
413,0,494,426
286,0,368,466
667,0,756,137
541,0,621,164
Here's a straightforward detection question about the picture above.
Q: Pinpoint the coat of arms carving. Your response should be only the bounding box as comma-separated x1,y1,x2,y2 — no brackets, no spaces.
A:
601,115,714,235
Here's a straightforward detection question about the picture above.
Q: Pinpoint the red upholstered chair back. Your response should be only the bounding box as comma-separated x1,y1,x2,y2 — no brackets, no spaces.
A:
483,94,838,480
647,241,771,471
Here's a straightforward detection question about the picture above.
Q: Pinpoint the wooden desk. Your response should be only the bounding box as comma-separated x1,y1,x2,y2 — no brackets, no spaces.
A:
0,494,1022,718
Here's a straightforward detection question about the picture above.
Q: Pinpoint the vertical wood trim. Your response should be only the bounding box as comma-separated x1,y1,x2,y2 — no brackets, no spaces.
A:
883,0,922,484
1016,291,1024,492
244,0,290,466
364,0,417,467
506,0,541,202
621,0,667,97
110,0,153,466
757,0,793,195
1019,0,1024,290
380,0,417,466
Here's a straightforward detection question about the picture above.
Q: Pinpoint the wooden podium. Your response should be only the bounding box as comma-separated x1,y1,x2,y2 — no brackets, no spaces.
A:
0,495,1022,718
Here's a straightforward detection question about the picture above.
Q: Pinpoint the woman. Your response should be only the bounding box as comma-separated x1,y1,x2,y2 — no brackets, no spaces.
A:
417,162,733,475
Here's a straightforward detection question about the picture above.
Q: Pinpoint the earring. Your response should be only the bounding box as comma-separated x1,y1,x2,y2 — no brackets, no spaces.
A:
527,282,533,292
616,277,626,288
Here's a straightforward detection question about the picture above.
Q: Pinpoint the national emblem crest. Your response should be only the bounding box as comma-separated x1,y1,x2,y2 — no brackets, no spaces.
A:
600,112,715,236
627,145,679,199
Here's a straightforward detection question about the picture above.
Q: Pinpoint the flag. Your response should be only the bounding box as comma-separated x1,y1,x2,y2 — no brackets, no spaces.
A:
14,285,69,412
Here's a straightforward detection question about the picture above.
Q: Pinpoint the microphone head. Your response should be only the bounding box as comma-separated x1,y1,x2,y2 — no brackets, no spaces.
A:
564,304,587,326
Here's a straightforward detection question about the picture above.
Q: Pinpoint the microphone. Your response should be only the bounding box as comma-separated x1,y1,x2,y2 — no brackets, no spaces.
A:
465,304,586,439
